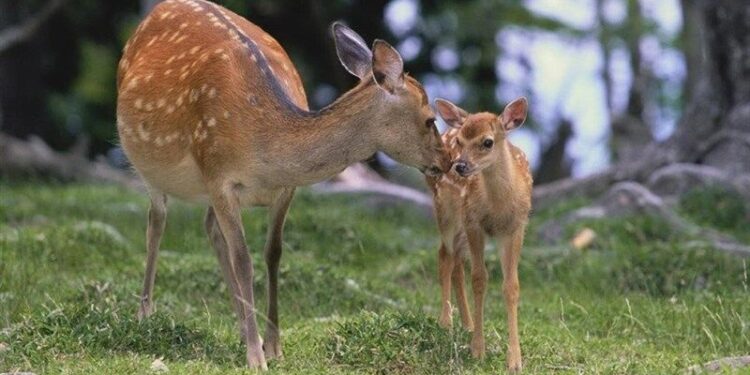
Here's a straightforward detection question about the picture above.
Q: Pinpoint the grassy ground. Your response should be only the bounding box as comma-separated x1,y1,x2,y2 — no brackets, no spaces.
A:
1,181,748,374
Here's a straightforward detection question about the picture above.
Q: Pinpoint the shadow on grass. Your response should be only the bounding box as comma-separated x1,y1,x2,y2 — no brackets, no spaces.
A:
3,284,245,368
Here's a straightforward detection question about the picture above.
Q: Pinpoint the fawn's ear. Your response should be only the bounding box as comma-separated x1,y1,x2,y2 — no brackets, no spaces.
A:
371,39,404,93
332,22,372,80
500,97,528,131
435,98,468,128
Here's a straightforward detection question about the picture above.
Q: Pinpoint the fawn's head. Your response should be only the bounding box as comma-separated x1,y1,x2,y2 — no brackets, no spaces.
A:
332,23,449,176
435,97,528,177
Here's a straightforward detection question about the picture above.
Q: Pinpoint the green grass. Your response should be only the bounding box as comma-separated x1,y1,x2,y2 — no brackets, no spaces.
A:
1,181,749,374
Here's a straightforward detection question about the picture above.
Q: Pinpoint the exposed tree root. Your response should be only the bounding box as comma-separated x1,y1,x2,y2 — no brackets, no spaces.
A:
538,181,750,257
0,133,143,190
686,355,750,374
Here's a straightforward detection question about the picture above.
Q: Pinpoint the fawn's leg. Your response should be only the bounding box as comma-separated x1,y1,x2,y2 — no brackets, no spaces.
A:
501,228,525,373
262,188,295,360
452,232,473,331
204,207,247,340
438,242,455,328
210,189,267,370
466,225,487,358
137,191,167,320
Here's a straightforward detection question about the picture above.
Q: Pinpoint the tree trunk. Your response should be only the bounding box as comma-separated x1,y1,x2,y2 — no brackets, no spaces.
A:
697,0,750,175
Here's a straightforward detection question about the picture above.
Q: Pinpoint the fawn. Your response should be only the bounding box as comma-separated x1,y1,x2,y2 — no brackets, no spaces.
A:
116,0,448,369
426,97,531,372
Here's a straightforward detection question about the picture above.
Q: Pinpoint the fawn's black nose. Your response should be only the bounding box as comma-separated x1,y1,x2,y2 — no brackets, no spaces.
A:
454,161,468,176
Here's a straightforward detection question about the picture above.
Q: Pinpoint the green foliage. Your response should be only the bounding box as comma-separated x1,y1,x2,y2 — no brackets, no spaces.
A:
528,215,748,297
328,311,458,374
680,187,750,242
1,181,749,374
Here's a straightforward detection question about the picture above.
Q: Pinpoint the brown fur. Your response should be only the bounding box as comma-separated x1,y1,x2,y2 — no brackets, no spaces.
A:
117,0,449,370
427,98,531,373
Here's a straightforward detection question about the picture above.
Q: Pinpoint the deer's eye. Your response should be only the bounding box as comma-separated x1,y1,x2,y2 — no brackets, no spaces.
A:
425,118,436,128
483,139,494,149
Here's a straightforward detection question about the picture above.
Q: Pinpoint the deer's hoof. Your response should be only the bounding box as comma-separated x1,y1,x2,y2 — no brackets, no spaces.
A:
246,343,268,371
470,336,485,359
136,303,153,321
507,349,523,373
262,334,283,360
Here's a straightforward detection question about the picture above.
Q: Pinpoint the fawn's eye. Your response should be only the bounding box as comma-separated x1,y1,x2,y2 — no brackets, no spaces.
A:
425,118,436,128
483,139,494,149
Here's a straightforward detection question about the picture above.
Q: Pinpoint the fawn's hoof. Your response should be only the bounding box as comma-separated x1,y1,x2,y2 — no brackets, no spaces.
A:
470,336,485,359
507,349,523,373
438,312,453,329
461,318,474,332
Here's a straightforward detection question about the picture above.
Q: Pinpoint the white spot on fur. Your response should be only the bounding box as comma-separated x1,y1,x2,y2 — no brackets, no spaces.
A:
223,111,230,119
207,117,217,127
134,98,143,109
208,87,216,98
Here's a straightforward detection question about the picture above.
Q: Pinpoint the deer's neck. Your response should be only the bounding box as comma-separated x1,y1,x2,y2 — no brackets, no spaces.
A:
479,143,516,203
257,82,386,186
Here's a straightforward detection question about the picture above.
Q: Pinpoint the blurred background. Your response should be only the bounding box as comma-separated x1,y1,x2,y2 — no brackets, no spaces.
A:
0,0,690,182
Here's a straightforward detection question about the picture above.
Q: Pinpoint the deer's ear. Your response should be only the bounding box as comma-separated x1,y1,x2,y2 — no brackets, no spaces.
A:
371,39,404,93
332,22,372,80
435,98,468,128
500,97,528,131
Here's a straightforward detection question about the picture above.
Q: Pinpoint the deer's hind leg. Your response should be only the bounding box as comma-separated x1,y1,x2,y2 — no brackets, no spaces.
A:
137,190,167,320
438,242,456,328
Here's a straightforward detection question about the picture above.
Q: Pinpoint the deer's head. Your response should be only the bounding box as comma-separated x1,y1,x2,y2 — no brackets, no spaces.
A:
332,23,449,176
435,97,528,177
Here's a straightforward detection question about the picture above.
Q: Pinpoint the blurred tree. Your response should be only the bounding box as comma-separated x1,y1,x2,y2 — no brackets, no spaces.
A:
534,0,750,208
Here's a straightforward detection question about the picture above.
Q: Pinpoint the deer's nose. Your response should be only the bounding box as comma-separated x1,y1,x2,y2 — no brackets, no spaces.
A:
454,161,468,175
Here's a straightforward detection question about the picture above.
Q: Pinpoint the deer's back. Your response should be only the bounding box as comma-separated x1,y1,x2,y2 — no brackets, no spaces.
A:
116,0,307,200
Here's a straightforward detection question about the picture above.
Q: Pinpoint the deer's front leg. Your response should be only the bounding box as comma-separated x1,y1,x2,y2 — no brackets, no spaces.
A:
452,232,473,331
467,224,487,359
138,192,167,321
438,243,455,329
262,188,295,360
501,228,525,373
210,190,267,370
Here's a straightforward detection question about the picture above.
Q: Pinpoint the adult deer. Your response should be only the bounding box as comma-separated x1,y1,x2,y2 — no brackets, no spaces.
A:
116,0,447,369
426,98,531,373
